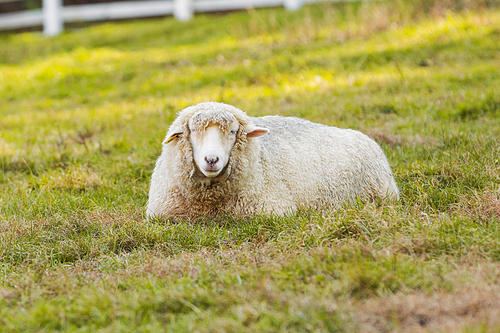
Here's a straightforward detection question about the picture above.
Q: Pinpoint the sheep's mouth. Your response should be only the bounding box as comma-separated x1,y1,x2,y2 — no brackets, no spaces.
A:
204,169,221,177
205,163,229,179
191,162,230,184
204,164,222,173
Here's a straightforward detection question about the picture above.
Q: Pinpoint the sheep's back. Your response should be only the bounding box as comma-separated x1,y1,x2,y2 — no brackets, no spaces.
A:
252,116,397,212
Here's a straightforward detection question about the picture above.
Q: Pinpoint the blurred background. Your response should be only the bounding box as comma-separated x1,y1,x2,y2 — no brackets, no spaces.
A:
2,0,499,36
2,0,309,36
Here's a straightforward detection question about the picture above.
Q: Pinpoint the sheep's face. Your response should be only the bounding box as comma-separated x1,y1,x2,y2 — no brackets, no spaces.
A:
188,118,240,178
164,103,269,179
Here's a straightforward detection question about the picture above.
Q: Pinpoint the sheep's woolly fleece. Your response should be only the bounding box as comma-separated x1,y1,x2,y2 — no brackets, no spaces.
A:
147,102,399,218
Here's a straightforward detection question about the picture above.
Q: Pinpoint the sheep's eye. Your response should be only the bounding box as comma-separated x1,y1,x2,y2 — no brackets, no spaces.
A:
229,130,237,135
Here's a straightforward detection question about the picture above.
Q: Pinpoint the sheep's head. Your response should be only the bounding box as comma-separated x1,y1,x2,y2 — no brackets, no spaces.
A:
164,102,268,178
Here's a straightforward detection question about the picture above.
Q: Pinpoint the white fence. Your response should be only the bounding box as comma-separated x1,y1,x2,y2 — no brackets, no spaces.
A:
0,0,320,36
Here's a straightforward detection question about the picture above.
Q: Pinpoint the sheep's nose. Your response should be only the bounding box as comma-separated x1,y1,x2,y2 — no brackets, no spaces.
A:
204,156,219,166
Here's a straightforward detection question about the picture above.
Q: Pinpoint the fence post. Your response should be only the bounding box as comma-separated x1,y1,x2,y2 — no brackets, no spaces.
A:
43,0,63,36
174,0,193,21
284,0,302,11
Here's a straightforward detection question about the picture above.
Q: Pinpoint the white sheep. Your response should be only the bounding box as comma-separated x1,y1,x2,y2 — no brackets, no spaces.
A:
147,102,399,218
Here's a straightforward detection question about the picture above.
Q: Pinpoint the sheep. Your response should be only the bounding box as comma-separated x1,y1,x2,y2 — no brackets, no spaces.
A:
147,102,399,218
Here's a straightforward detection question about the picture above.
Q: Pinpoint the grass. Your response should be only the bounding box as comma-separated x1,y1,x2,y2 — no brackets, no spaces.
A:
1,0,500,331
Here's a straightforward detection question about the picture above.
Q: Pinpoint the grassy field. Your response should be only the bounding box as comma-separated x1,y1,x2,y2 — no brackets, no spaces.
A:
1,0,500,331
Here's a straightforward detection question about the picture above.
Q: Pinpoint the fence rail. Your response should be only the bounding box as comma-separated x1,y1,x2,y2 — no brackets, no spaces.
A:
0,0,321,36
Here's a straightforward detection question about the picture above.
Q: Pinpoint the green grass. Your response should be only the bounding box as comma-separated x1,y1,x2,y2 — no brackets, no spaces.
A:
1,0,500,331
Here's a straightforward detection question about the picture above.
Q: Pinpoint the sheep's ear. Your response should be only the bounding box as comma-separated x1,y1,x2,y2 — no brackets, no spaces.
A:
163,132,182,144
246,126,269,138
163,125,184,144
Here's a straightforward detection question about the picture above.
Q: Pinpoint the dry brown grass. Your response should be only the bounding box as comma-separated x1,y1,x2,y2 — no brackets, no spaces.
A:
453,189,500,223
368,132,432,148
70,243,300,281
354,264,500,332
0,209,143,237
369,132,405,147
0,287,18,301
